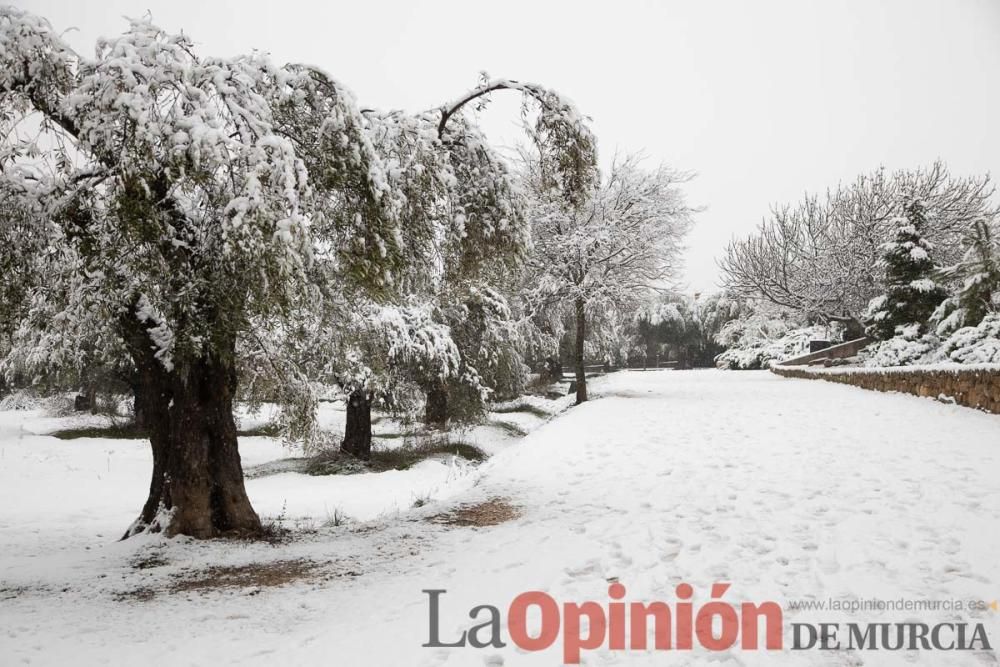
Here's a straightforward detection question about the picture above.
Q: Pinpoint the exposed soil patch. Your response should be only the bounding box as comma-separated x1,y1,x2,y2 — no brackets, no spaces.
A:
130,553,168,570
169,559,322,593
428,498,521,527
50,423,147,440
114,587,156,602
116,557,357,601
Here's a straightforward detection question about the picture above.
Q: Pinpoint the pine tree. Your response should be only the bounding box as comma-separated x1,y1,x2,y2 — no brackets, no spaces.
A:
951,220,1000,325
865,199,949,340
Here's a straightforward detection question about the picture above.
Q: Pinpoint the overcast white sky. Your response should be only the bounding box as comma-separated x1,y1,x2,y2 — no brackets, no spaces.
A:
21,0,1000,292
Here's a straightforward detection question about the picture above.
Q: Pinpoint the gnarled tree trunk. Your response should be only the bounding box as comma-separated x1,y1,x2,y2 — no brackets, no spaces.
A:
341,389,373,459
122,318,260,539
574,297,587,404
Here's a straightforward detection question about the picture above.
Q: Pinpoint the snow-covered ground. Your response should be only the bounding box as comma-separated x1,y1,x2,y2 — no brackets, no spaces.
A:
2,370,999,665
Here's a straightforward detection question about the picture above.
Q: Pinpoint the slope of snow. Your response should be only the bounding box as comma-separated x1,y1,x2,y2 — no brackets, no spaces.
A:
2,370,999,665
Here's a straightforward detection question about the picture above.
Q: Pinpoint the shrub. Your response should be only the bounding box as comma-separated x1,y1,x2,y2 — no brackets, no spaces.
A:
935,313,1000,365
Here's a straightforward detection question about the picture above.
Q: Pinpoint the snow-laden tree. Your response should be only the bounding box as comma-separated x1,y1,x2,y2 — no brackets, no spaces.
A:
0,185,45,397
864,199,949,340
632,292,738,368
307,80,594,446
1,185,131,408
318,75,598,435
422,283,525,428
695,293,747,357
1,13,321,537
0,10,596,536
720,163,997,333
520,153,695,402
233,291,462,462
932,218,1000,334
336,300,461,458
713,300,797,354
712,298,846,370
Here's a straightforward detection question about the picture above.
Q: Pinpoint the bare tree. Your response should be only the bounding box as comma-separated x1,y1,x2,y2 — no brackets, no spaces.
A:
720,162,998,333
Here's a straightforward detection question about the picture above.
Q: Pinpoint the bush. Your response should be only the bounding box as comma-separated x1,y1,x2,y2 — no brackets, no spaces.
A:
714,346,774,370
715,324,842,370
858,313,1000,367
861,334,939,367
0,390,42,411
936,313,1000,365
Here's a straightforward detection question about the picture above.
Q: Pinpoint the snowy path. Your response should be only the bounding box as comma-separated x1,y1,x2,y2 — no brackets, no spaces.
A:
2,370,1000,665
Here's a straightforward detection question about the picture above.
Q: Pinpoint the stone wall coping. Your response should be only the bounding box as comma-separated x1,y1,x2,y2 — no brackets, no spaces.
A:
772,363,1000,376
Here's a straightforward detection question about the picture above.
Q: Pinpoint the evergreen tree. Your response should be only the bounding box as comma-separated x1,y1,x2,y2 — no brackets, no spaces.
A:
947,220,999,326
930,219,1000,335
865,199,949,340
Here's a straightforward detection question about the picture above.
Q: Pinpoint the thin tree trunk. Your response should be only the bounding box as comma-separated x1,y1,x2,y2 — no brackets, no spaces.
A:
843,317,865,341
424,380,449,428
574,297,587,404
122,317,260,539
87,385,98,415
341,390,373,459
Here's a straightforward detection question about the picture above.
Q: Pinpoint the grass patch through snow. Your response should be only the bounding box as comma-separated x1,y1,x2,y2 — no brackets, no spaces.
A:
370,440,486,469
50,422,283,440
305,439,486,476
489,402,551,418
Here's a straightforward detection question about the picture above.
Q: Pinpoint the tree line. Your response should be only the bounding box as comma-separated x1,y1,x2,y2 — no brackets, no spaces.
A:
719,161,999,365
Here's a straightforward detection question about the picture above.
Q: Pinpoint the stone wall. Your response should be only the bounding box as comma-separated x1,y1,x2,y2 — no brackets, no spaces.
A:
771,364,1000,414
780,337,873,366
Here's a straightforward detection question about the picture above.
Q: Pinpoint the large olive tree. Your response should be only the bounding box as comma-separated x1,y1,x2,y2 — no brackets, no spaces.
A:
0,10,596,535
